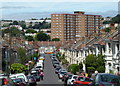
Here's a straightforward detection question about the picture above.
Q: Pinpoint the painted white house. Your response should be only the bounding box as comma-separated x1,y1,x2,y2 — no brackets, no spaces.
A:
60,30,120,74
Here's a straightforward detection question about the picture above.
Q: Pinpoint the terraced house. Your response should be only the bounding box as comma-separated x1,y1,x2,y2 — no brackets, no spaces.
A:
60,29,120,74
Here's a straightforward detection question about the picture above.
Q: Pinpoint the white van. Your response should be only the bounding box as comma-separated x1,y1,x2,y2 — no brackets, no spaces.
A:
10,73,28,82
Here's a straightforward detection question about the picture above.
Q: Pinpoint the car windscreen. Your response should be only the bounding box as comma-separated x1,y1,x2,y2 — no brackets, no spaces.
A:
78,77,84,81
73,76,77,79
61,71,67,74
68,75,72,79
12,79,22,83
17,75,25,80
101,75,120,83
36,66,41,68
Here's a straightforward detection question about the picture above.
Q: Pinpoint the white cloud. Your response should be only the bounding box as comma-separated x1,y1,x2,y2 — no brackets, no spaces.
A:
0,0,120,2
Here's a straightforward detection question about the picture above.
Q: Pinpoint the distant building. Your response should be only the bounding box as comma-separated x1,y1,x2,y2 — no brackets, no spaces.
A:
10,25,23,30
0,20,13,26
51,11,102,42
25,19,51,27
40,29,51,35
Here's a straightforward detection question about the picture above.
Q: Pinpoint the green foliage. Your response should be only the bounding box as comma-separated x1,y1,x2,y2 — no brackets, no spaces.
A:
13,21,19,25
61,59,69,65
28,21,51,29
87,67,95,73
103,20,111,24
25,29,37,33
56,53,69,65
68,64,79,74
2,27,23,37
86,54,105,73
25,36,34,41
9,63,27,74
52,38,60,41
111,14,120,23
79,63,83,69
17,47,26,64
105,27,111,32
35,32,50,41
96,66,105,73
19,21,27,29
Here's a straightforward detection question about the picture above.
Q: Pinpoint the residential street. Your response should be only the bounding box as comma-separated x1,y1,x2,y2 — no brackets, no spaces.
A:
37,54,64,86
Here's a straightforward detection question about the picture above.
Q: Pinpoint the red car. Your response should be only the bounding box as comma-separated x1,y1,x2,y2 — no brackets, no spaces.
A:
73,76,93,86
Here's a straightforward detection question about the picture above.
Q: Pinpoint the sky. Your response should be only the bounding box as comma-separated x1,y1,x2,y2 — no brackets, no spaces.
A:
0,0,120,20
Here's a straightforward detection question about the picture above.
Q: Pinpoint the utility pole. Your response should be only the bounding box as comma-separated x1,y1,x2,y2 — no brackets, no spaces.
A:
83,36,86,73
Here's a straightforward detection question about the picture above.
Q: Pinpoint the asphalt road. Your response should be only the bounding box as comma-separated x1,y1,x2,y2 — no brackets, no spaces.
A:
37,54,64,86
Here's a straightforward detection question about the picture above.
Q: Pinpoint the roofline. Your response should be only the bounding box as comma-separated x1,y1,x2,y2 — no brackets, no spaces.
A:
51,13,102,17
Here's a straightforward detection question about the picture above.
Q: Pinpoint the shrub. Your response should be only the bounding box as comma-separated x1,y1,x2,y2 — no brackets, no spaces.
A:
9,63,27,74
96,66,105,73
68,64,79,74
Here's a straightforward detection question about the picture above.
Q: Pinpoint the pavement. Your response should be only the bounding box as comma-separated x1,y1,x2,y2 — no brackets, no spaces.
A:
37,54,64,86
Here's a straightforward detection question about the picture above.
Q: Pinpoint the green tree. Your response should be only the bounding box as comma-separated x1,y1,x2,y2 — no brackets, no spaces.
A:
105,27,111,32
86,54,105,73
25,36,34,41
13,21,19,25
52,38,60,41
25,29,37,33
103,20,111,24
9,63,27,74
19,21,27,29
79,63,83,70
17,47,27,64
111,14,120,23
2,27,23,37
68,64,79,74
35,32,50,41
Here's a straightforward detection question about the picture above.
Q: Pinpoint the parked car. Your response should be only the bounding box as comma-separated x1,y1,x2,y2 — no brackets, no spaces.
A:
58,70,67,79
55,67,61,74
35,65,43,70
12,78,26,86
89,73,120,86
63,74,73,82
73,76,93,86
53,63,60,68
30,71,40,81
67,75,78,85
10,73,28,83
27,75,37,86
0,74,16,86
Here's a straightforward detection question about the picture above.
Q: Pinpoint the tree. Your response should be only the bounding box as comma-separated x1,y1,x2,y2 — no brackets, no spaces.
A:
25,29,37,33
67,64,79,74
35,32,50,41
13,21,19,25
9,63,27,74
105,27,111,32
103,20,111,24
19,21,27,29
17,47,27,64
86,54,105,73
2,27,23,37
52,38,60,41
111,14,120,24
79,63,83,70
25,36,34,41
